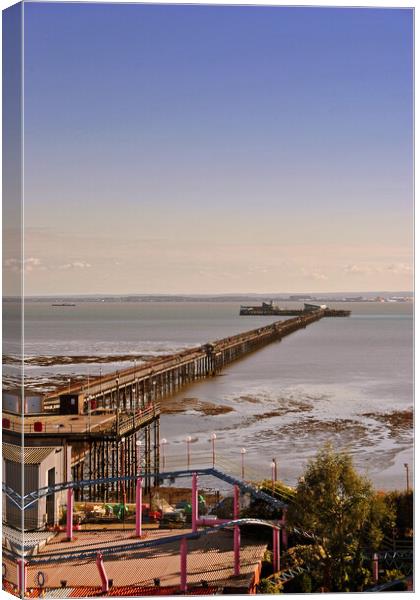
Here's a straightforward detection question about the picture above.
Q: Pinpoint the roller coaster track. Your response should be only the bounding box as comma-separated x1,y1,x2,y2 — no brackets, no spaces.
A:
3,518,280,565
3,468,287,511
3,470,412,571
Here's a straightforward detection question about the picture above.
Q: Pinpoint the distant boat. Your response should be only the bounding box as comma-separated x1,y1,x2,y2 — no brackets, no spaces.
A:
51,303,76,307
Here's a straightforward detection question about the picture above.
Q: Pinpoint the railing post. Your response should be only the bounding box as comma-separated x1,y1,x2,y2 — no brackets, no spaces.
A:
17,559,27,596
135,477,143,537
96,551,109,593
66,487,74,541
192,472,198,532
234,525,241,576
372,553,379,583
180,537,188,593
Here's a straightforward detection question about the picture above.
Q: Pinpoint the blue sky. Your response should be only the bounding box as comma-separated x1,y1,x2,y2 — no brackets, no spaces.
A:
20,3,413,294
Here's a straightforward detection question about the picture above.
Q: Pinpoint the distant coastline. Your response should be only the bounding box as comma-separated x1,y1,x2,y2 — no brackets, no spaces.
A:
18,292,414,304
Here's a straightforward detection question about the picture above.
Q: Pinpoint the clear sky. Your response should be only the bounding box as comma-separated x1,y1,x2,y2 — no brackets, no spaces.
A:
21,3,413,295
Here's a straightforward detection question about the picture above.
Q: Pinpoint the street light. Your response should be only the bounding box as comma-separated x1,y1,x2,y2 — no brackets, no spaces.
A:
240,448,247,480
404,463,410,493
271,460,276,493
210,433,217,467
161,438,168,471
186,436,192,470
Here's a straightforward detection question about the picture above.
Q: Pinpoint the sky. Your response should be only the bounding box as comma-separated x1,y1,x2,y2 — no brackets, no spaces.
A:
15,3,414,295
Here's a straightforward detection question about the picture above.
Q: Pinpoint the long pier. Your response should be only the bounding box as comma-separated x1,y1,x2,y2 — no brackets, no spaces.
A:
43,308,325,412
3,309,325,518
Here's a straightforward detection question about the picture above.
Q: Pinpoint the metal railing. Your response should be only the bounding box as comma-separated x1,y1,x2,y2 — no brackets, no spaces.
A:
2,404,160,436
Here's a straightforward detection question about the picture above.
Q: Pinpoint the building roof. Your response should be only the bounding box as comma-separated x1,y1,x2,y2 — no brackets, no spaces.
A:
3,443,57,464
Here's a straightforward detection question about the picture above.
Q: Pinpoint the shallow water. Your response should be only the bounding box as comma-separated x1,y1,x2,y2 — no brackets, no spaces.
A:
7,300,413,490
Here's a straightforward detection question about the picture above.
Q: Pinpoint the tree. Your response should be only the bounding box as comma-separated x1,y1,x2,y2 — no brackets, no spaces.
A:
287,444,395,592
384,490,413,538
256,577,283,594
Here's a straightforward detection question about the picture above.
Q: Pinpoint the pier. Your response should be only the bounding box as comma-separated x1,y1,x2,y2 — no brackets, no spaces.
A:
41,308,326,412
3,310,325,521
239,301,351,317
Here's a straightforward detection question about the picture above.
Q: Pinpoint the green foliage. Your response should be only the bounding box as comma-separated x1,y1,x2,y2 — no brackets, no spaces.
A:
287,444,394,592
282,545,324,592
256,578,283,594
259,479,296,504
298,572,312,593
362,491,395,551
384,490,413,537
284,571,313,593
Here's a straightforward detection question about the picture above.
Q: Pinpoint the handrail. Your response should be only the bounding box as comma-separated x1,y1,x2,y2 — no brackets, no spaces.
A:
2,404,160,435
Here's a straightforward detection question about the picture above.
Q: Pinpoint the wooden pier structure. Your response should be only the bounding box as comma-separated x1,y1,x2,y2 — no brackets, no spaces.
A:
3,310,326,514
240,301,351,317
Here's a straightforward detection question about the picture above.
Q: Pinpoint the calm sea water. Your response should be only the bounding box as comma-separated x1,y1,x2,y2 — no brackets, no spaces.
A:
14,301,414,490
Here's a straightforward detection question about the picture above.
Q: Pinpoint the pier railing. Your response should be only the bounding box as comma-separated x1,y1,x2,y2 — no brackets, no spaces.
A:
2,403,160,436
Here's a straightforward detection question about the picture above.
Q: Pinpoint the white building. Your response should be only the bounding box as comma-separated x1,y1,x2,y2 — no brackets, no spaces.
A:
3,443,68,530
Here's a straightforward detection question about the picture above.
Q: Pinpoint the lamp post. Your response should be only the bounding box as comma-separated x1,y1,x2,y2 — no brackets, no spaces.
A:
210,433,217,467
240,448,247,480
271,460,276,493
186,436,192,470
404,463,410,493
272,457,277,481
68,378,71,393
161,438,168,471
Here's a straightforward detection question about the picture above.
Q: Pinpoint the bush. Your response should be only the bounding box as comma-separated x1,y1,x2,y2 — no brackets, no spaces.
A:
257,578,283,594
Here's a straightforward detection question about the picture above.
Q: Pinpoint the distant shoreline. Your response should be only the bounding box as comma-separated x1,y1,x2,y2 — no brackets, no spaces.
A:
6,292,414,304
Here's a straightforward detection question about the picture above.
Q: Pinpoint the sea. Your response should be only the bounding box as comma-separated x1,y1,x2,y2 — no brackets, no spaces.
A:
6,300,414,491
